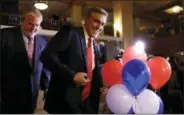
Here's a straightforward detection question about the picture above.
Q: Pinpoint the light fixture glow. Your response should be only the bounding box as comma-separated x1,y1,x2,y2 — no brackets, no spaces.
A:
34,2,48,10
164,5,183,14
166,57,170,61
113,23,121,32
172,6,180,13
135,41,145,54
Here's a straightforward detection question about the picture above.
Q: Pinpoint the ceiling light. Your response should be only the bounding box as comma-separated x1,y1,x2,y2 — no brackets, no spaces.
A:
34,1,48,10
164,5,183,14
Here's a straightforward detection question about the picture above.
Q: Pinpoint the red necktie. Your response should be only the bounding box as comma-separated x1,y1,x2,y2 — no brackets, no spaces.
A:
27,38,34,66
81,37,93,100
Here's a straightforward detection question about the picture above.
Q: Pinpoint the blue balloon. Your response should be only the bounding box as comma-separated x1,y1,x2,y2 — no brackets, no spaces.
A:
122,59,150,96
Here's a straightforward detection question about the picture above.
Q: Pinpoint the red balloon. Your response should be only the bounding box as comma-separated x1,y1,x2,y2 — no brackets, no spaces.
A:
101,59,123,86
122,45,147,65
148,56,172,90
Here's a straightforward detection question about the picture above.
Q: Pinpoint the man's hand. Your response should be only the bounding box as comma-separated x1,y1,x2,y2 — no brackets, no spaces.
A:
73,72,90,86
100,85,109,95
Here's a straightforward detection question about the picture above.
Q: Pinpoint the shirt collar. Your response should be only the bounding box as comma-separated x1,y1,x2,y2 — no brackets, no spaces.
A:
82,25,89,40
22,32,29,43
21,28,35,41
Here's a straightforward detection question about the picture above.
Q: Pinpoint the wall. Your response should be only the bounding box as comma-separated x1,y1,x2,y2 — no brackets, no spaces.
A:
145,32,184,56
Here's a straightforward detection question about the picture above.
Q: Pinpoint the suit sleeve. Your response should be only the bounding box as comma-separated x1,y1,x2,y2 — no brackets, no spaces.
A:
40,37,51,90
40,26,76,84
40,69,51,90
0,28,8,108
0,29,2,109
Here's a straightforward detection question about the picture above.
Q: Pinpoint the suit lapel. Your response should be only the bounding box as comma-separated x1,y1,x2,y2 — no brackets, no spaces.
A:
78,27,87,69
32,35,39,70
31,36,40,93
14,27,32,70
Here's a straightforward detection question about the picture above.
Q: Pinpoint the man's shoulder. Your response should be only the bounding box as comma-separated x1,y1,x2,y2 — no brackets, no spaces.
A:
61,22,74,29
59,23,82,33
37,35,49,43
1,26,19,33
1,27,21,39
36,35,49,49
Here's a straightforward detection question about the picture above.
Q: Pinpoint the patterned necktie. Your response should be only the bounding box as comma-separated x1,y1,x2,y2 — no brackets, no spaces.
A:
81,37,93,100
27,37,34,66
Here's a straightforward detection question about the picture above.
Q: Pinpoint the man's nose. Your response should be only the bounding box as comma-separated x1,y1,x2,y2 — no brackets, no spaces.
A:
31,25,37,30
96,23,103,31
96,23,101,29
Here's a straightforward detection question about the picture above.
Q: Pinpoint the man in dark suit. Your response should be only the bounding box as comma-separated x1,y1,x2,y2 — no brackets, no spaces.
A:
41,7,108,114
0,8,50,114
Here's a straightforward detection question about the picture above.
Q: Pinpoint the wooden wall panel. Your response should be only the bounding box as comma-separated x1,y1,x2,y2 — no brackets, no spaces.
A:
145,32,184,56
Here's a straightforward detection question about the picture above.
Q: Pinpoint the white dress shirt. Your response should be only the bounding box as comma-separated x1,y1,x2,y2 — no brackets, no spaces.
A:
22,32,35,53
82,26,95,70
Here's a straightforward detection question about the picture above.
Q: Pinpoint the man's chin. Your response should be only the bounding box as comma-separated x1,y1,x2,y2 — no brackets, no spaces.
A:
28,33,36,38
92,34,99,38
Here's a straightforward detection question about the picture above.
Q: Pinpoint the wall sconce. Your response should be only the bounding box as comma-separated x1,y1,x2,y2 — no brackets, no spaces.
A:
113,23,121,37
34,1,48,10
164,5,183,14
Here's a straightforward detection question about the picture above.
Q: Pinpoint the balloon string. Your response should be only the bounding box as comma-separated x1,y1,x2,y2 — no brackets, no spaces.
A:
135,96,142,113
134,96,136,113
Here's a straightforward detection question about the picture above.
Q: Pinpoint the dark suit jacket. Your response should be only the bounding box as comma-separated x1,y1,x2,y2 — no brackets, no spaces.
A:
41,25,102,114
0,27,50,114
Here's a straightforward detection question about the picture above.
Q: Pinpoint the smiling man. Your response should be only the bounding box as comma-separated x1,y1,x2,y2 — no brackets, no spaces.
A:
41,7,108,114
0,8,50,114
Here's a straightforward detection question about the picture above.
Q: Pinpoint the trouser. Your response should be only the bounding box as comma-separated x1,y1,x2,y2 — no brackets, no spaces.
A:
178,76,184,113
79,96,96,114
1,101,34,114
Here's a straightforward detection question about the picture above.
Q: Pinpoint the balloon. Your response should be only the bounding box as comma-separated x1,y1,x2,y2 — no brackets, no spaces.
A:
148,56,171,90
132,89,164,114
101,59,123,86
122,59,150,96
122,45,147,65
157,96,164,114
106,84,133,114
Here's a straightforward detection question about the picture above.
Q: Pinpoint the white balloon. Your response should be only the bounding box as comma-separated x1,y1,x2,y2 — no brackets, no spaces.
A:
132,89,161,113
106,84,133,114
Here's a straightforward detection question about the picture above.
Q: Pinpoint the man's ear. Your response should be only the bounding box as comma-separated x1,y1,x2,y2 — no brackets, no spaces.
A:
84,17,89,25
39,26,42,30
38,26,42,33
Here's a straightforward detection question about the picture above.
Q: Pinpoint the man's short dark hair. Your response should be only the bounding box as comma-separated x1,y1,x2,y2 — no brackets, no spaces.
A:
87,7,108,17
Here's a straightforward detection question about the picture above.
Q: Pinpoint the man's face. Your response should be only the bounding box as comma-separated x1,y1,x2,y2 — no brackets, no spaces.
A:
22,14,42,38
85,12,107,38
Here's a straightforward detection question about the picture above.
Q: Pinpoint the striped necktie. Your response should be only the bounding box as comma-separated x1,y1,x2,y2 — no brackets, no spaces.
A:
27,37,34,66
